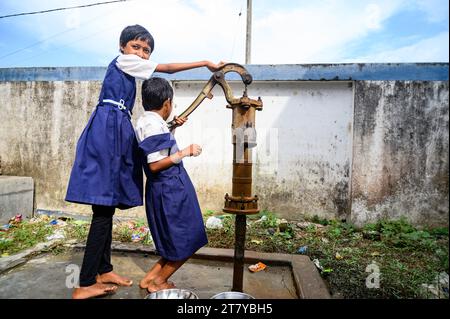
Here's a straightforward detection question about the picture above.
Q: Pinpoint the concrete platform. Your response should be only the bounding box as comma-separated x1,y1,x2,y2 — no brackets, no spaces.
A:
0,245,330,299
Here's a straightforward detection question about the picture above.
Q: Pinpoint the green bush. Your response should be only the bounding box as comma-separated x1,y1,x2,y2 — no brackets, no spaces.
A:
363,217,441,250
261,211,279,229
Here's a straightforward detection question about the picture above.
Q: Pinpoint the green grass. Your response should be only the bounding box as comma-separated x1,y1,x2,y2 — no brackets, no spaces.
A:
0,220,53,255
204,212,449,299
64,220,89,241
1,216,155,257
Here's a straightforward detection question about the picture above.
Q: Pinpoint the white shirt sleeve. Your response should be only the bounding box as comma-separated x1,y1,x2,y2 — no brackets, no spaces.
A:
147,149,169,163
116,54,158,80
135,116,169,163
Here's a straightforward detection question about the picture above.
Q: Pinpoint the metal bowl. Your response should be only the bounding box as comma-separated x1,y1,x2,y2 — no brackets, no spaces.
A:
210,292,255,299
145,288,199,299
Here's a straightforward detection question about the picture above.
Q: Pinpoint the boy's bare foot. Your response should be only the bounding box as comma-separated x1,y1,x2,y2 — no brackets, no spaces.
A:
72,283,117,299
139,277,153,289
96,271,133,287
146,280,176,293
140,273,172,289
140,277,174,289
139,272,155,289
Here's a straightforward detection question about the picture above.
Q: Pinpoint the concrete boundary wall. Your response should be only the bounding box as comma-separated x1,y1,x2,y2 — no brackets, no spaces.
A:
0,64,448,227
0,176,34,223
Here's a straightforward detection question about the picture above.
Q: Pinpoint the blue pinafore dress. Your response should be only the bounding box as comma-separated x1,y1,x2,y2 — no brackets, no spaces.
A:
65,57,143,208
139,133,208,261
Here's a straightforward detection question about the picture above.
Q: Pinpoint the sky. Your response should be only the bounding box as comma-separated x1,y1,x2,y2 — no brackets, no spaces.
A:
0,0,448,67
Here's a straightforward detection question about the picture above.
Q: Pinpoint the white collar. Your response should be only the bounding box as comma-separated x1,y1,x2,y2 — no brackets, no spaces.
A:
145,111,167,127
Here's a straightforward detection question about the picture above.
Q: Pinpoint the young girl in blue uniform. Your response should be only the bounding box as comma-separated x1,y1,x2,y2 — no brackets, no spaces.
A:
66,24,222,299
135,77,206,293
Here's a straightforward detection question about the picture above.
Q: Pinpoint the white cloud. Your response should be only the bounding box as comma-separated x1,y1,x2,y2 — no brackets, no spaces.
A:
252,0,407,63
1,0,448,65
2,0,246,65
413,0,449,23
345,31,449,62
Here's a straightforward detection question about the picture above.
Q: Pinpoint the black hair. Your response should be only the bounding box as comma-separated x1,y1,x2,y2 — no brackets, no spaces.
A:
142,77,174,111
119,24,155,53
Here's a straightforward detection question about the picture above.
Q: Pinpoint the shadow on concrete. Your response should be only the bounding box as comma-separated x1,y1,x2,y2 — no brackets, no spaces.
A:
0,244,330,299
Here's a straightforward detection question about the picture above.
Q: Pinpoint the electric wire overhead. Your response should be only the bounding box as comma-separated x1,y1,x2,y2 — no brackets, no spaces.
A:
0,0,131,19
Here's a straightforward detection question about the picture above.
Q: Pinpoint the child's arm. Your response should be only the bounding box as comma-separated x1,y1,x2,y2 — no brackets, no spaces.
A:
155,61,224,74
149,144,201,173
169,116,188,135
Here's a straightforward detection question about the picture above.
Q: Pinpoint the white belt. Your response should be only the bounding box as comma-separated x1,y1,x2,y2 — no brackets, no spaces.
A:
103,99,127,110
102,99,131,116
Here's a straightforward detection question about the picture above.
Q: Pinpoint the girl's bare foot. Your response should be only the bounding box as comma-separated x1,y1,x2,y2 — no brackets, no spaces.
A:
146,279,176,293
72,283,117,299
96,271,133,287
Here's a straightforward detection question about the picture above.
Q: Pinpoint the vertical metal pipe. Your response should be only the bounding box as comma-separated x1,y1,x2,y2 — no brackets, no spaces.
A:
232,214,247,292
231,122,252,292
245,0,252,64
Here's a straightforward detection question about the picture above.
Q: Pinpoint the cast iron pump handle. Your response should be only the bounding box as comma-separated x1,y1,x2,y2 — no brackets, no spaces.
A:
167,63,260,129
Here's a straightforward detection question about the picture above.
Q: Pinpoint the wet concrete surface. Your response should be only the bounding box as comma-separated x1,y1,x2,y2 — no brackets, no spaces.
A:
0,250,298,299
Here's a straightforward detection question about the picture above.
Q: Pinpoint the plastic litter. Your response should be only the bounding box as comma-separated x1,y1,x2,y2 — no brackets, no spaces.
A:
438,272,448,287
313,259,323,271
335,252,343,260
49,219,67,227
421,272,449,299
8,214,22,225
313,259,333,273
205,216,223,229
131,225,150,242
46,230,65,241
1,224,11,231
297,246,308,254
131,234,142,242
248,262,267,273
253,215,267,223
250,239,263,245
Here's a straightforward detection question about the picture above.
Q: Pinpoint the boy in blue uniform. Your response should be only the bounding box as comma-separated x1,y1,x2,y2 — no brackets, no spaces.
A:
135,77,207,293
66,25,222,299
